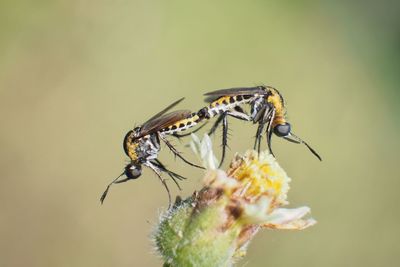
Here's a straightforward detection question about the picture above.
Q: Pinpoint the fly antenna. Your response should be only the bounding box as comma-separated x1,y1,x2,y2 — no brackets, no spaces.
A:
100,172,124,204
284,133,322,161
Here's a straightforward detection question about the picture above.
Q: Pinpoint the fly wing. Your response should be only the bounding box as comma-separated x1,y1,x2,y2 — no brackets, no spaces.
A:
138,110,192,138
203,86,267,102
142,97,185,126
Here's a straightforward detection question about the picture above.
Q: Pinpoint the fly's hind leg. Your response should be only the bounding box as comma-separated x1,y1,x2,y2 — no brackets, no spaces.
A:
219,113,229,168
208,114,224,136
159,134,205,170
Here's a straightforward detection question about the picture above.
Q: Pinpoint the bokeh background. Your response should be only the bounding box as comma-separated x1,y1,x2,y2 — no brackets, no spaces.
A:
1,1,399,266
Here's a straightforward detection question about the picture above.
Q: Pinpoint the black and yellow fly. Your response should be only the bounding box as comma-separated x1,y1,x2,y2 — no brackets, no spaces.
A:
102,86,321,205
197,85,322,166
100,98,205,205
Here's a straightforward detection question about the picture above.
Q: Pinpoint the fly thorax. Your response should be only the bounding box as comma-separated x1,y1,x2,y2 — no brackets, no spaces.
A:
141,135,160,153
267,92,286,120
250,96,265,120
135,135,160,161
126,141,140,161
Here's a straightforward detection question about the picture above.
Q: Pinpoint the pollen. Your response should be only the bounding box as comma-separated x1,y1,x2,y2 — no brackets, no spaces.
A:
227,150,290,207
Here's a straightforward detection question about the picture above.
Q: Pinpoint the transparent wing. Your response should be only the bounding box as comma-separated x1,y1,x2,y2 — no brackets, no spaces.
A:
142,97,185,125
138,110,192,137
204,86,267,102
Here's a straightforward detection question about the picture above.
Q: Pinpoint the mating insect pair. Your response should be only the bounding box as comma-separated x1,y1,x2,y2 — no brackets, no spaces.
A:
100,86,321,205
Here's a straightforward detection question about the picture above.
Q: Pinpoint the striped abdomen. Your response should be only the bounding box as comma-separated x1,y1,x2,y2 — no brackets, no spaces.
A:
203,94,259,118
160,113,203,135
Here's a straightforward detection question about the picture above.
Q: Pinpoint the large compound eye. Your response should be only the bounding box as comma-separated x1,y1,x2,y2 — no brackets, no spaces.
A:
125,164,142,179
273,123,291,137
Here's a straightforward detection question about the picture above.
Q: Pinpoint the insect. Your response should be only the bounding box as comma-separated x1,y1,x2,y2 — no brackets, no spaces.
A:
196,85,322,166
100,98,205,205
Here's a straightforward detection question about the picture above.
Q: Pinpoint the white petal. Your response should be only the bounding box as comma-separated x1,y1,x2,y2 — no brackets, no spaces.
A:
242,196,274,224
265,207,312,225
263,218,317,230
190,134,218,170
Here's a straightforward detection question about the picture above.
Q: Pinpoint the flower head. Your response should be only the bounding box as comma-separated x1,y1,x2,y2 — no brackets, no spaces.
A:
154,134,316,266
194,134,316,230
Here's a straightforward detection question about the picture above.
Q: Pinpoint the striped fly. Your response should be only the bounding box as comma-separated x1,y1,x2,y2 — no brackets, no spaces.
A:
196,85,322,166
100,98,205,205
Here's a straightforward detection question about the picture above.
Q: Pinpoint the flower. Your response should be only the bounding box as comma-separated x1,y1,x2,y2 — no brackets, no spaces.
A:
154,134,316,266
194,134,316,231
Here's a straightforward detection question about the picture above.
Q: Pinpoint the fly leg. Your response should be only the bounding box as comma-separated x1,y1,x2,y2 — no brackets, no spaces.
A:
251,104,275,155
153,159,186,180
265,109,276,157
218,112,228,168
159,134,205,170
254,121,265,153
218,108,252,167
253,106,270,153
208,114,224,136
226,106,252,122
145,161,172,208
197,112,226,167
205,112,228,168
152,159,186,190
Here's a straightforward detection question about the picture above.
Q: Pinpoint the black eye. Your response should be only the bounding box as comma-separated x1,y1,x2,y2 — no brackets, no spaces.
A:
273,123,291,137
125,164,142,179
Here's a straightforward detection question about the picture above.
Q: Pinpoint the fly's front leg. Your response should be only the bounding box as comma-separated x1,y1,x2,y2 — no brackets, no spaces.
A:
153,159,186,180
145,161,172,208
265,109,276,157
253,106,269,152
254,121,266,152
152,159,186,190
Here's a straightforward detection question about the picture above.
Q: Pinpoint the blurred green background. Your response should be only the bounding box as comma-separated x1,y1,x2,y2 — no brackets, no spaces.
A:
1,1,399,266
